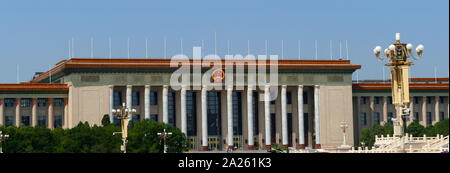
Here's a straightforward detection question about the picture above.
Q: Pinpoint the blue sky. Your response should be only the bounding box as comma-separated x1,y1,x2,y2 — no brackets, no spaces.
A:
0,0,448,83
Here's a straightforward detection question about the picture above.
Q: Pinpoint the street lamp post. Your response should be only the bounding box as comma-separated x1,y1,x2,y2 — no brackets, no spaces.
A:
0,131,10,154
112,102,136,153
373,33,424,152
340,121,349,147
157,129,172,153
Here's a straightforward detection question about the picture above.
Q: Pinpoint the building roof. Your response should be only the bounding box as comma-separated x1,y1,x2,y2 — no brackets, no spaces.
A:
353,78,449,91
0,83,69,92
30,58,362,83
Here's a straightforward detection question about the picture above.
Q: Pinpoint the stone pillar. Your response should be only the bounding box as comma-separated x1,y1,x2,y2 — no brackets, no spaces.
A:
226,85,234,150
15,98,20,127
264,85,271,150
201,85,208,151
109,85,114,123
32,98,37,127
180,85,187,134
314,85,321,149
0,98,4,125
247,85,255,150
434,96,440,123
162,85,169,124
297,85,305,149
63,98,68,128
382,96,388,124
421,96,427,127
48,98,54,129
126,85,132,110
144,85,151,120
281,85,288,148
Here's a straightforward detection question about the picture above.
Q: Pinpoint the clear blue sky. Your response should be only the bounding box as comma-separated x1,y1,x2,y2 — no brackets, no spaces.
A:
0,0,448,83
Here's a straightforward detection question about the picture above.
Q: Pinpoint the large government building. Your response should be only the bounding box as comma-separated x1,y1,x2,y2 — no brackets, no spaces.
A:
0,58,448,151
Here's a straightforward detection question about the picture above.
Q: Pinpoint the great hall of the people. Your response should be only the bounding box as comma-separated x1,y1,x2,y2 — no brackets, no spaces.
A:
0,58,448,151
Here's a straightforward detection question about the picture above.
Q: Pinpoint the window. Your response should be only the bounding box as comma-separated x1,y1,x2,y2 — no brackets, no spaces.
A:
113,115,120,126
54,115,63,128
5,115,14,126
150,114,158,122
439,97,445,104
232,92,242,136
150,92,158,105
270,99,276,105
373,112,381,125
360,112,367,126
286,92,292,104
270,113,276,143
21,115,30,126
426,97,432,104
440,112,445,121
113,91,122,106
168,92,176,126
252,92,259,136
38,116,47,126
387,112,394,123
20,99,31,107
54,98,64,107
387,97,393,104
207,92,221,136
413,97,419,104
4,98,15,107
426,112,432,126
132,91,140,106
374,97,381,105
38,98,47,107
132,114,141,122
414,112,420,122
303,92,308,104
360,97,366,105
186,92,197,136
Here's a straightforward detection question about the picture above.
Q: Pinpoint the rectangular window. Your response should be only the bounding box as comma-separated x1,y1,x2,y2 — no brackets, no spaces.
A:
113,91,122,106
5,115,14,126
132,91,140,106
439,97,445,104
150,114,158,122
414,112,420,122
168,91,176,126
303,92,308,104
426,97,432,104
4,98,15,107
20,99,31,107
252,92,259,136
38,98,47,107
387,97,393,104
387,112,394,123
270,113,276,143
360,97,366,105
440,112,445,121
113,115,121,126
54,115,63,128
426,112,432,126
374,97,381,105
150,92,158,105
286,91,292,105
186,92,197,136
373,112,381,125
21,116,31,126
232,92,242,136
132,114,141,122
207,92,221,136
37,116,47,127
54,98,64,107
360,112,367,126
414,97,419,104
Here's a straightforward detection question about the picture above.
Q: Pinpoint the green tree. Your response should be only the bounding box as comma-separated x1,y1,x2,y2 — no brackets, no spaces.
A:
101,114,111,126
406,121,426,137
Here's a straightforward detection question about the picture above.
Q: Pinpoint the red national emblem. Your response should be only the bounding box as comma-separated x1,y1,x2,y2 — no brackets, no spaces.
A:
211,69,225,83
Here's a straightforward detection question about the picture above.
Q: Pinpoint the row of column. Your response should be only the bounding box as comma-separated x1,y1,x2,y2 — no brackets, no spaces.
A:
0,98,68,128
109,84,321,150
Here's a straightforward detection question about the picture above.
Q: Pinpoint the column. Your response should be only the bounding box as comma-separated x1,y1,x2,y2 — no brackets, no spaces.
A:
297,85,305,149
281,85,288,148
314,85,321,149
48,98,54,128
264,85,271,150
421,96,427,126
0,98,4,125
126,85,132,110
109,85,114,123
15,98,20,127
180,85,187,134
31,98,37,127
409,97,414,123
162,85,169,124
247,85,255,150
369,96,374,126
227,85,234,150
63,98,68,128
434,96,440,123
382,96,388,124
201,85,208,151
144,85,151,120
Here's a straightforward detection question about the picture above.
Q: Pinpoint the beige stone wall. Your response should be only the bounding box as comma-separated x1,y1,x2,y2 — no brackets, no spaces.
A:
69,85,110,127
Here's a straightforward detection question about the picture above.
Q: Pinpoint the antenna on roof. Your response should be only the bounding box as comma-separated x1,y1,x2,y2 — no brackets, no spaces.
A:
434,66,438,83
164,37,167,59
315,40,318,60
16,64,19,83
329,40,333,60
145,38,148,59
298,40,301,60
356,71,359,83
48,65,52,84
90,37,94,58
127,37,130,59
109,37,112,59
71,37,74,58
345,40,349,60
180,38,183,55
281,40,284,60
247,40,250,56
265,40,268,57
339,41,342,60
68,39,71,59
